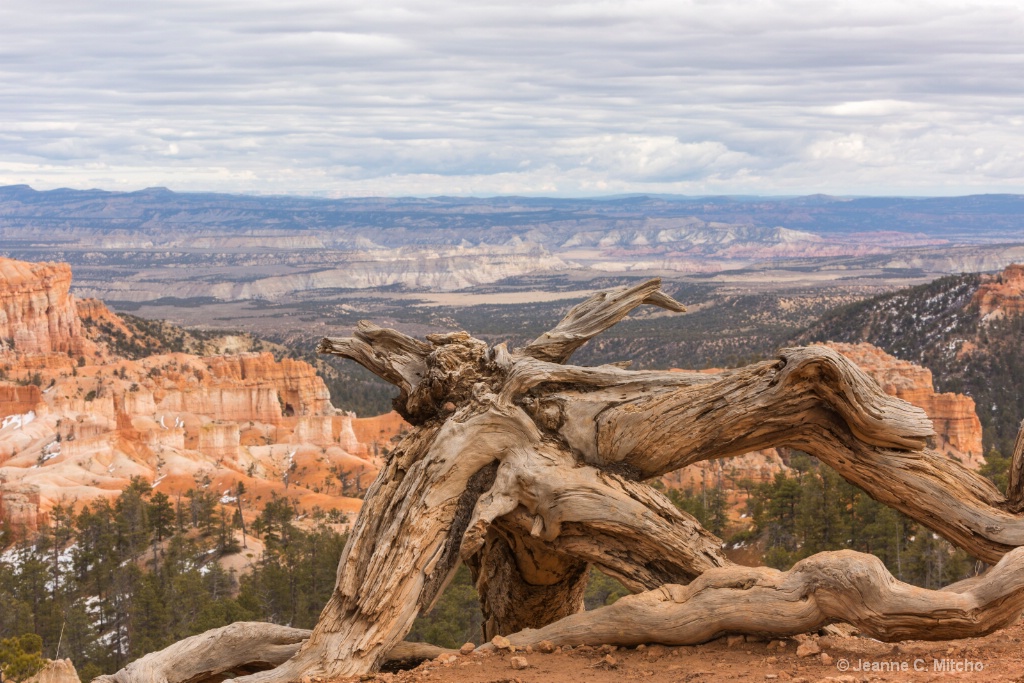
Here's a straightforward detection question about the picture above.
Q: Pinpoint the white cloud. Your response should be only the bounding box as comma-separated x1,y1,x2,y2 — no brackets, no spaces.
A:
0,0,1022,195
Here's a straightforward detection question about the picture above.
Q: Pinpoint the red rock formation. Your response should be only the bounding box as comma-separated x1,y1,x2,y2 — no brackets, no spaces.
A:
0,257,379,529
77,296,132,335
205,352,333,418
0,385,43,416
0,258,90,356
972,263,1024,319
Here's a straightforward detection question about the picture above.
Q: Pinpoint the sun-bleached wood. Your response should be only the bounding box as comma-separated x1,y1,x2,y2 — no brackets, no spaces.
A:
494,546,1024,648
91,623,452,683
92,623,310,683
106,279,1024,681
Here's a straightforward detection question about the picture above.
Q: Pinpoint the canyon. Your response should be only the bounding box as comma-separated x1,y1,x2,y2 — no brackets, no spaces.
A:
0,258,385,534
972,262,1024,319
0,255,996,541
3,188,1024,321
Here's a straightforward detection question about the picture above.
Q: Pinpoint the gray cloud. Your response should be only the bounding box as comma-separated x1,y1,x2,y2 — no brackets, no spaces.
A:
1,0,1022,195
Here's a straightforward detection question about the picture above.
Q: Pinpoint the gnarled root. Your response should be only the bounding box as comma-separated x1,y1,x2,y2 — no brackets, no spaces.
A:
497,546,1024,649
92,623,310,683
94,622,454,683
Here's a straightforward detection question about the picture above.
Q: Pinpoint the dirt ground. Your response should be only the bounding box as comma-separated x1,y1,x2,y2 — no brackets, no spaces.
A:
346,619,1024,683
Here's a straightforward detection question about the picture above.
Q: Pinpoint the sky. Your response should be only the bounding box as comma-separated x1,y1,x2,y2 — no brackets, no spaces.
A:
1,0,1022,197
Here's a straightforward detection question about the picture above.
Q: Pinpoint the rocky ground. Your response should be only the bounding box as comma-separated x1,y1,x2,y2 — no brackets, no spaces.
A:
352,620,1024,683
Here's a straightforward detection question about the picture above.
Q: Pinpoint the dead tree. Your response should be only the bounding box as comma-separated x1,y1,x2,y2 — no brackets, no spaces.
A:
100,280,1024,682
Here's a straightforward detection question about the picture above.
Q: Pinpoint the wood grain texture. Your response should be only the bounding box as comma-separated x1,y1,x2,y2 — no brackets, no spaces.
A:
92,623,452,683
1009,418,1024,513
496,546,1024,648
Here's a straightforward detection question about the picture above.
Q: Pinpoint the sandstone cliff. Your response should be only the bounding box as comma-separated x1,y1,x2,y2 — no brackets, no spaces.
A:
0,258,92,357
0,258,384,531
972,263,1024,319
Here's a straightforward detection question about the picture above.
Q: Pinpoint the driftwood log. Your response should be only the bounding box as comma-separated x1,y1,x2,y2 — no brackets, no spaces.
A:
103,279,1024,682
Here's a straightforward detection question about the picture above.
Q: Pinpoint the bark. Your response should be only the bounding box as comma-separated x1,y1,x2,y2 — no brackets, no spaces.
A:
465,527,589,641
111,278,1024,682
496,546,1024,648
1008,418,1024,513
460,441,730,592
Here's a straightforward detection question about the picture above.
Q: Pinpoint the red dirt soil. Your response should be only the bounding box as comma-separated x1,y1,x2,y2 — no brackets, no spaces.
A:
340,619,1024,683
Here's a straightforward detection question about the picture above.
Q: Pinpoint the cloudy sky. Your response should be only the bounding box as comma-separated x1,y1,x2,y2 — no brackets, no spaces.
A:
1,0,1022,197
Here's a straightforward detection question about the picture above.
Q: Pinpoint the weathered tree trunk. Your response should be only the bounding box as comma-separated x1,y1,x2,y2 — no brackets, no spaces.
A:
465,528,589,640
105,280,1024,682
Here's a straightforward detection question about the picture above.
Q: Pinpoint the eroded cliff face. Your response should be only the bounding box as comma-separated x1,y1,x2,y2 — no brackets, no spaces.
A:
0,258,382,531
0,258,92,358
972,263,1024,319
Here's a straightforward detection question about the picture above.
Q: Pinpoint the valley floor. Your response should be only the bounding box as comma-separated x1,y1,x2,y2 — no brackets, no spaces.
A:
362,619,1024,683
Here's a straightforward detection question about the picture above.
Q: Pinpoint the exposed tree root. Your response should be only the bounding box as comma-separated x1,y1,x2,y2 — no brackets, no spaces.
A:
496,546,1024,649
92,623,453,683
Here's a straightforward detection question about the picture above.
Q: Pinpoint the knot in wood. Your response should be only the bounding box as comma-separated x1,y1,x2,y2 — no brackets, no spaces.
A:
404,334,494,421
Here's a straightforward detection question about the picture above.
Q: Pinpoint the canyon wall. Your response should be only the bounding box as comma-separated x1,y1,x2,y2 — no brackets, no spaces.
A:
0,258,91,357
972,263,1024,319
0,258,384,531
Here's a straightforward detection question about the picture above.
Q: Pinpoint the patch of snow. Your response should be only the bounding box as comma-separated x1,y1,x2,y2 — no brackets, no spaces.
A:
1,411,35,430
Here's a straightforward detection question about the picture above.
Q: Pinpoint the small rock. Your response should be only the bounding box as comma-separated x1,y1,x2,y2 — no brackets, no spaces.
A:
636,643,647,651
727,635,745,648
554,646,562,654
765,675,778,680
598,644,617,654
768,640,782,649
646,644,667,658
491,635,513,651
509,655,530,670
796,641,821,658
537,640,556,654
443,401,456,412
819,652,833,666
459,642,475,655
525,644,533,654
600,654,618,668
766,656,778,664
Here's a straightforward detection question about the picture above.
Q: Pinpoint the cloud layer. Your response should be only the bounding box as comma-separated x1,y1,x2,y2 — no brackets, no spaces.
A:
1,0,1022,196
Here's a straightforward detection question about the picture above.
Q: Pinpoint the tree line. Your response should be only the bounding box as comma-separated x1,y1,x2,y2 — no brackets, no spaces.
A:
0,479,344,681
2,448,1006,681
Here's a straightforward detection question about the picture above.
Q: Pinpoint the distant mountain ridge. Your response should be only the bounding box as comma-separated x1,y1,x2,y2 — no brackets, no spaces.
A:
3,184,1024,239
4,185,1024,303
